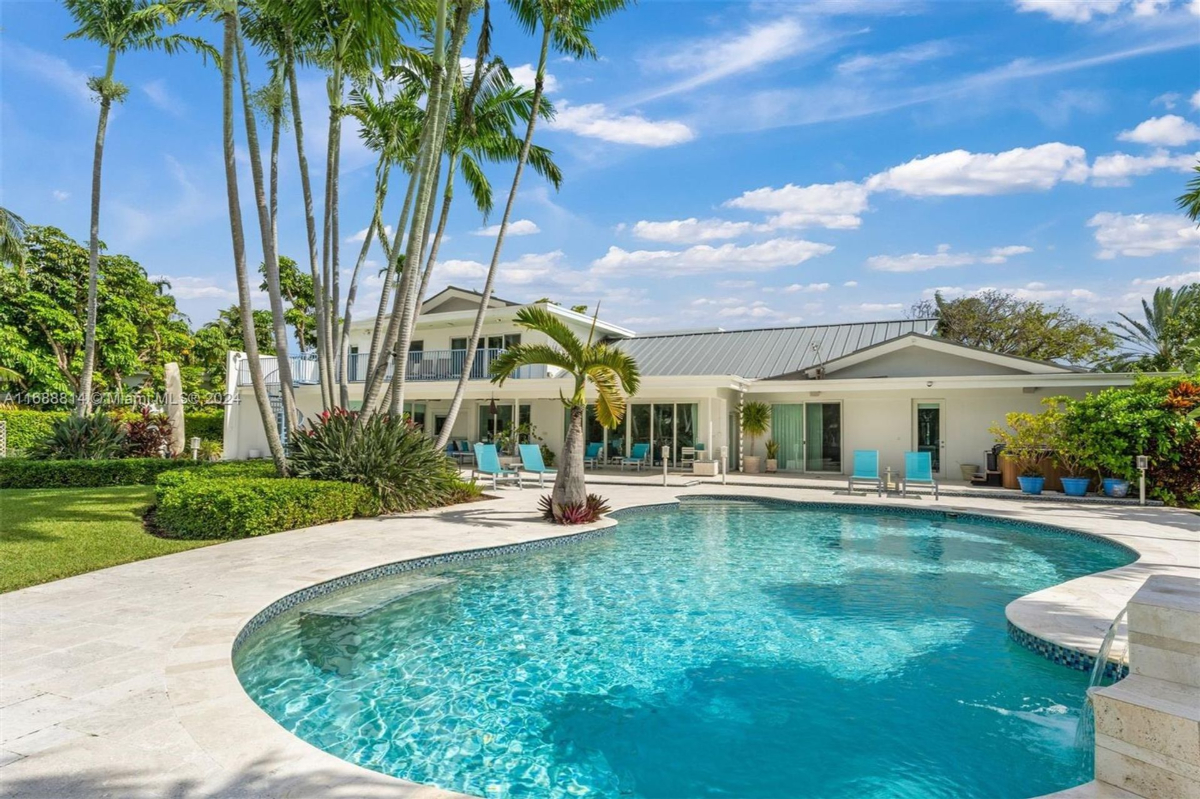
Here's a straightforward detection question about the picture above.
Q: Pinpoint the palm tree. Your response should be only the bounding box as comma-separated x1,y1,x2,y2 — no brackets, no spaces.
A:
217,6,288,474
1178,164,1200,223
490,306,639,510
63,0,216,415
1109,285,1200,371
0,207,28,267
435,0,629,445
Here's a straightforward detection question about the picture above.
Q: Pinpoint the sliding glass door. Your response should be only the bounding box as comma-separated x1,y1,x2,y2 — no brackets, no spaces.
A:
770,402,841,473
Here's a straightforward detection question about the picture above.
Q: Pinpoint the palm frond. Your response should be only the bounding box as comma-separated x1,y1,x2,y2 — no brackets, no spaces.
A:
512,306,584,364
489,343,575,385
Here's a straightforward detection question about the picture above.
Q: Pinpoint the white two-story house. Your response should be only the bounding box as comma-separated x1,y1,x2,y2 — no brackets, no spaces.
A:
223,286,1141,479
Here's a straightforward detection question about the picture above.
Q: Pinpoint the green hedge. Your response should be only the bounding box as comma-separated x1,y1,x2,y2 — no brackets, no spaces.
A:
0,409,69,454
155,467,378,539
184,408,224,442
0,457,205,489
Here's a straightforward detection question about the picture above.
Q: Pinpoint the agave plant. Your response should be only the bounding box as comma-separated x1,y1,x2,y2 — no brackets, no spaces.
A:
30,411,126,460
289,408,466,512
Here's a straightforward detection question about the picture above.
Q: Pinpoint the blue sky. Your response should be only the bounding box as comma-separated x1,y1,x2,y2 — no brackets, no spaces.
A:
3,0,1199,333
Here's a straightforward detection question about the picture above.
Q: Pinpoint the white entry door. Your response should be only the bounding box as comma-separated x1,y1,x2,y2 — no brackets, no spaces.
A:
912,400,946,476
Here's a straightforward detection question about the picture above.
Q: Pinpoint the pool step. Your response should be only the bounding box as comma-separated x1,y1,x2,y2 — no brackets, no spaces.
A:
301,575,454,621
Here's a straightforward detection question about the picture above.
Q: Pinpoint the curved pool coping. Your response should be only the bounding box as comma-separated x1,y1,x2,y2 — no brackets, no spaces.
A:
3,483,1195,799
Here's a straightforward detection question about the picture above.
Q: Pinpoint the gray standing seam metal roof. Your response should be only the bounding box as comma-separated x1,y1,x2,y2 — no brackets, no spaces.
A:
612,319,939,379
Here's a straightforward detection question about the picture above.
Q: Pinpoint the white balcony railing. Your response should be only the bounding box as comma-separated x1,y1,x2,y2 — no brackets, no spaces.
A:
236,349,545,387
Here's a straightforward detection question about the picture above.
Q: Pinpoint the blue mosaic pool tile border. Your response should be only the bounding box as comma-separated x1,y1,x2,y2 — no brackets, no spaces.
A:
1007,621,1128,680
234,493,1137,681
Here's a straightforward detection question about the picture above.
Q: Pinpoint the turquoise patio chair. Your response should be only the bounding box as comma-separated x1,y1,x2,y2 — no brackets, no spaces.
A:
583,442,603,469
848,450,883,496
518,444,556,488
617,442,651,471
473,443,522,490
902,451,939,500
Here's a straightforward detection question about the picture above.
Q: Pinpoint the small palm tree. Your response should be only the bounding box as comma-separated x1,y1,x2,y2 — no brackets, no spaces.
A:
490,306,640,511
740,402,771,469
1178,164,1200,223
63,0,216,415
1109,285,1200,370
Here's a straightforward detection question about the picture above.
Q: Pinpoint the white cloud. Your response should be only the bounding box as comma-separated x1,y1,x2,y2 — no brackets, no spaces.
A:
725,181,870,229
843,280,859,287
474,219,540,237
1014,0,1121,22
345,224,394,244
717,279,757,289
1193,89,1200,110
461,59,558,94
642,17,810,102
631,218,756,243
141,79,185,117
1131,269,1200,287
436,251,586,289
716,301,800,323
867,243,1032,272
837,40,956,76
52,190,70,202
1088,212,1200,258
925,282,1099,303
865,143,1089,196
1152,92,1181,110
842,302,905,314
1117,115,1200,147
781,282,830,293
150,275,237,301
590,238,835,276
1091,149,1199,185
547,101,694,147
1,42,95,111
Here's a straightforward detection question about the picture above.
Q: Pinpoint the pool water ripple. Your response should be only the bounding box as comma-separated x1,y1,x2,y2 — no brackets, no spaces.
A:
235,499,1133,798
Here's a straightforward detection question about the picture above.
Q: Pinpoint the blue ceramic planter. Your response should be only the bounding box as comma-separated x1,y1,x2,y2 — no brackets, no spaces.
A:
1103,478,1130,498
1060,477,1090,497
1018,476,1045,495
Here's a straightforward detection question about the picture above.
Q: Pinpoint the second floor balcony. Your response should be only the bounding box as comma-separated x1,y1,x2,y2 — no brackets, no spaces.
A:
238,348,548,387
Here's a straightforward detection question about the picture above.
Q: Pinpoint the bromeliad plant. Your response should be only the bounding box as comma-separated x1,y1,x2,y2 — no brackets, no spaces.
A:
537,493,611,524
490,306,640,521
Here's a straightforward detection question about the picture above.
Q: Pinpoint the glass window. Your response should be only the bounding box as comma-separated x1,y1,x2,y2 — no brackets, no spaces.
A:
805,403,842,473
478,403,514,443
675,404,696,461
451,337,467,351
584,406,605,453
653,404,674,465
504,333,521,348
403,402,426,430
630,404,651,453
607,414,627,460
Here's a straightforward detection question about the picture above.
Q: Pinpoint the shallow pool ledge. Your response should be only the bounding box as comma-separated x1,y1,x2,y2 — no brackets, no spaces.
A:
1040,575,1200,799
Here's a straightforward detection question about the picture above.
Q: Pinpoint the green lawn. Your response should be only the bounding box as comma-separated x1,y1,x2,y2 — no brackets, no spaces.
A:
1,486,225,593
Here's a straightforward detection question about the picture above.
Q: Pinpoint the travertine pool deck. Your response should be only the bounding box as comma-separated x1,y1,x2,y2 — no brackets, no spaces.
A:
1,483,1197,798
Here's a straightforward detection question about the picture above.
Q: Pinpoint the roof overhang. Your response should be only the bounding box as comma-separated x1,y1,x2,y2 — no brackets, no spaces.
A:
750,371,1145,394
791,333,1076,378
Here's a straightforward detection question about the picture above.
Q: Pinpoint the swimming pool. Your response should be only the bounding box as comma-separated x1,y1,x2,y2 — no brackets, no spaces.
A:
235,498,1135,798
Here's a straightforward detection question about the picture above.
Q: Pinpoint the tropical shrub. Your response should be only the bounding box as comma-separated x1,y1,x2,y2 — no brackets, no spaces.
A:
538,493,611,524
989,411,1056,477
0,457,200,489
120,407,172,457
0,408,69,454
155,472,377,540
289,408,468,512
29,412,126,460
1060,376,1200,505
184,408,224,443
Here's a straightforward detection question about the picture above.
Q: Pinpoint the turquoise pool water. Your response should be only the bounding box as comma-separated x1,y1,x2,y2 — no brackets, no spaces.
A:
235,499,1134,799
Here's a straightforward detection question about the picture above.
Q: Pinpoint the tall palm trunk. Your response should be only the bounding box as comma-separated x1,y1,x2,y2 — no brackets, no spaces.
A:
235,27,297,437
285,44,333,409
221,11,287,475
76,47,117,416
554,403,587,509
414,153,457,319
338,158,390,406
435,25,551,450
322,64,344,406
364,169,416,381
358,0,470,423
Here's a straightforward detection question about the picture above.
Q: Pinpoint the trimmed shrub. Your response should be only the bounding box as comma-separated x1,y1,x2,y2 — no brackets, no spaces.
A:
29,412,127,460
0,409,69,454
154,471,378,539
0,457,202,489
290,408,468,512
184,408,224,443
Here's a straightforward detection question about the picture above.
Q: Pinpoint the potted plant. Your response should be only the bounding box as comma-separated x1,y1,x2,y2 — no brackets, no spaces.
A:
989,410,1054,495
1044,398,1091,497
741,401,771,473
765,440,779,473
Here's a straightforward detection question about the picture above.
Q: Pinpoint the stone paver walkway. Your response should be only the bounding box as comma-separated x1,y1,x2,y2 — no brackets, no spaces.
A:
1,483,1196,798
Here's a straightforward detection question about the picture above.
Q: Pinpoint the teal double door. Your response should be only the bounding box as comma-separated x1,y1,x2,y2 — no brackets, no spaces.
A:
771,403,842,472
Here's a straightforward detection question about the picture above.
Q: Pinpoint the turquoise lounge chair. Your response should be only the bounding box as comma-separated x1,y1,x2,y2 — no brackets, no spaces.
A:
518,444,556,488
902,451,939,500
848,450,883,496
583,442,603,469
617,442,650,471
473,443,522,490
